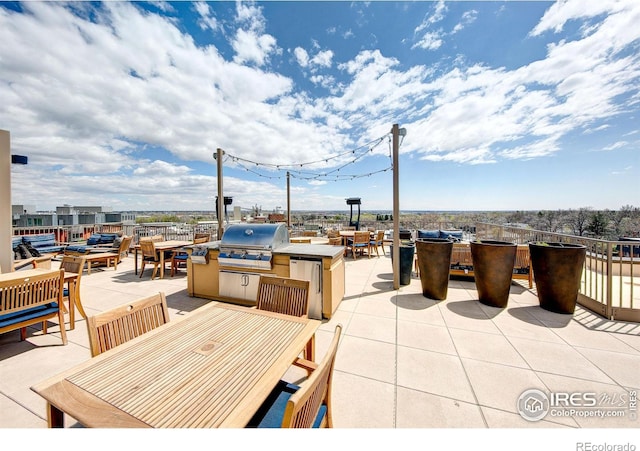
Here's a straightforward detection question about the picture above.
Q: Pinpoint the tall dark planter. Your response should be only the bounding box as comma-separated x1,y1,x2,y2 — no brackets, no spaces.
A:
470,240,517,308
390,243,415,286
529,242,586,314
415,238,453,300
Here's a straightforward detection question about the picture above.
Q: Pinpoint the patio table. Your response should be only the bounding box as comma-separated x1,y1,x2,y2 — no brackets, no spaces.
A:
31,302,320,428
133,240,191,278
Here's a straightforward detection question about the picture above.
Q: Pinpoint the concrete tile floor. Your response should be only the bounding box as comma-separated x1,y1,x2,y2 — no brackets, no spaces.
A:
1,251,639,436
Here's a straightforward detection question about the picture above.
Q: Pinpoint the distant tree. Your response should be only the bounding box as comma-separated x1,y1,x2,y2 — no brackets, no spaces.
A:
566,207,591,236
611,205,640,237
587,211,610,238
534,210,562,232
505,211,526,224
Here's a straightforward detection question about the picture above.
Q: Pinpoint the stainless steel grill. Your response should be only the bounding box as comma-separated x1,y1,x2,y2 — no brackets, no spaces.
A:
218,223,289,270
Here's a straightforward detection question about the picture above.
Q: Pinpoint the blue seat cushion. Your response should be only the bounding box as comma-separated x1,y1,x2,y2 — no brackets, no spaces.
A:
66,245,88,253
246,380,326,428
98,233,118,244
417,230,440,239
86,234,102,245
22,234,57,249
0,303,59,329
173,253,188,261
439,230,463,240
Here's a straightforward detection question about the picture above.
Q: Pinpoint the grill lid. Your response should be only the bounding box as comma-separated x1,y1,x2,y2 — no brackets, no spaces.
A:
220,223,289,250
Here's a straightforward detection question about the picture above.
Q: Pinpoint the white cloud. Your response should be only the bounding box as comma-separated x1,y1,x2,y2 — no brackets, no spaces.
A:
414,0,447,34
311,50,333,68
412,31,443,51
452,10,478,34
232,28,278,66
194,1,219,32
602,141,629,151
531,0,629,36
294,47,309,67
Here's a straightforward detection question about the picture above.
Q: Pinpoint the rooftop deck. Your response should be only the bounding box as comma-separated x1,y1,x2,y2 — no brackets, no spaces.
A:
1,251,639,438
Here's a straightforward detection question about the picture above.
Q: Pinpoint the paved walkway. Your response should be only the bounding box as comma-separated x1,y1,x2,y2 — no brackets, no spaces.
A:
1,251,639,436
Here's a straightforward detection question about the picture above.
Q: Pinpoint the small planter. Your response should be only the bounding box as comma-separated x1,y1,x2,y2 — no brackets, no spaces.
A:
415,238,453,300
470,240,517,308
390,242,415,286
529,242,586,314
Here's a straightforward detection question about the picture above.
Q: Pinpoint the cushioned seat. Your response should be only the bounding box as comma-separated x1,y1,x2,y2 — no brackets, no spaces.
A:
0,303,59,329
247,381,327,428
417,229,440,239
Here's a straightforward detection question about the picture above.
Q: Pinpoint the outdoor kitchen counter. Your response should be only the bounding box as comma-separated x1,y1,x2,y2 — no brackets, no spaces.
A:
186,242,345,319
275,244,344,259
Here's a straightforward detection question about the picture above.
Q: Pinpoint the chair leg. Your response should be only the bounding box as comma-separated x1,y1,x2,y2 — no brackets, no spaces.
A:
139,260,146,278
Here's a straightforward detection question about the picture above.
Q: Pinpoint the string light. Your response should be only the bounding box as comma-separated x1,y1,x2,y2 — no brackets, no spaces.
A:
220,131,400,183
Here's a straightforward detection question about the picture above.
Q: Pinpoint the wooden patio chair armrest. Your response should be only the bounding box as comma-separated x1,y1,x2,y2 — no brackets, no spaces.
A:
293,357,318,372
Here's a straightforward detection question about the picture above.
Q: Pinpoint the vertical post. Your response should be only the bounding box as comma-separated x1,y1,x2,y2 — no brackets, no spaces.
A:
286,171,291,228
216,148,224,240
0,131,11,273
392,124,400,289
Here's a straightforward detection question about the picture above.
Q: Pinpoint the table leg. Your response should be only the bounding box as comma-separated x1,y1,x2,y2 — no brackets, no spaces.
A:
134,248,139,275
67,280,76,330
160,251,165,279
72,279,87,321
47,403,64,428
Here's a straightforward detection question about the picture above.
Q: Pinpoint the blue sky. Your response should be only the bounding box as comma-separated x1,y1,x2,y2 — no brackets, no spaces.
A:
2,0,639,213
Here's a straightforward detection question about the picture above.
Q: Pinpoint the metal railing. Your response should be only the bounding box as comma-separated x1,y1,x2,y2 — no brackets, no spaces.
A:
476,223,639,322
12,223,221,246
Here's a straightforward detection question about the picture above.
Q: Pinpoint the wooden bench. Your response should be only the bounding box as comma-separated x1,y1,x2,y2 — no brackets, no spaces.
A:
449,243,533,288
0,269,67,345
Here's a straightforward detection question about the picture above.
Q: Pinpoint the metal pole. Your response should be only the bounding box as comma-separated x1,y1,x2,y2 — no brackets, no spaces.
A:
0,131,11,273
216,148,224,240
392,124,400,289
287,171,291,228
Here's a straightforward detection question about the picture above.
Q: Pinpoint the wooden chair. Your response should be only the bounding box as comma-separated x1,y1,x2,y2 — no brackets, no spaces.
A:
326,229,339,239
256,276,313,363
346,231,371,259
171,235,210,277
369,230,386,257
194,233,211,243
256,276,310,317
59,255,86,330
86,292,170,357
247,324,342,428
139,240,171,280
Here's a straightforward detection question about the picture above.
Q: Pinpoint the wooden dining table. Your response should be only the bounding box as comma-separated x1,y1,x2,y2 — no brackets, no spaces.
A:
133,240,191,278
31,302,320,428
